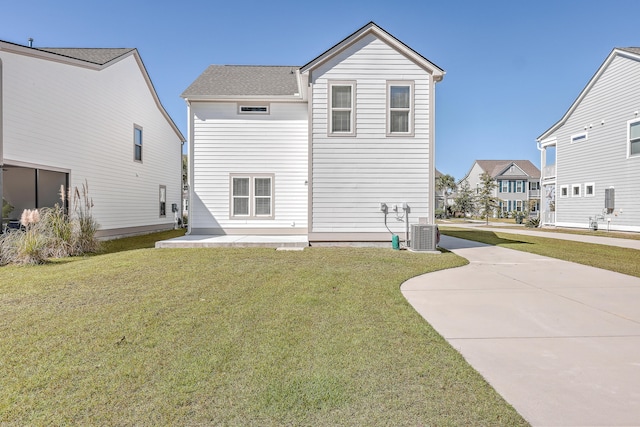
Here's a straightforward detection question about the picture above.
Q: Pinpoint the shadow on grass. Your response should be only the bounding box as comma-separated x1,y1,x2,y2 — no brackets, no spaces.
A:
440,229,532,248
99,229,186,255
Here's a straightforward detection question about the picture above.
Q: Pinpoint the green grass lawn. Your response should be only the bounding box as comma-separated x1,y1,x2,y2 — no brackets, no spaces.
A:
440,226,640,278
439,218,640,241
0,235,528,426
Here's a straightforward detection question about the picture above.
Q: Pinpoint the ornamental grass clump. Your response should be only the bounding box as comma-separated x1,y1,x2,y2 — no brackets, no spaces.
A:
0,181,100,265
71,181,100,255
0,209,47,265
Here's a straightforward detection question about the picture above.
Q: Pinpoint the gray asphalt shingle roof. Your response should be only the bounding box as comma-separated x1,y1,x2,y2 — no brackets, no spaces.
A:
181,65,300,98
619,47,640,56
36,48,135,65
476,160,541,179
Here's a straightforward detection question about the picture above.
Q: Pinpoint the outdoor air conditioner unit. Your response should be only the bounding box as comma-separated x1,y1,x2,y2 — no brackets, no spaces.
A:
410,224,438,251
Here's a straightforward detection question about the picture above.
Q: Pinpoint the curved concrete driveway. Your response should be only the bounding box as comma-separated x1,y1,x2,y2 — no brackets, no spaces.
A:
402,235,640,426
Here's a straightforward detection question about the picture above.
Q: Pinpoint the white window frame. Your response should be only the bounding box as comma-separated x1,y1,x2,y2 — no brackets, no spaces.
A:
516,180,523,193
229,174,275,219
585,182,595,197
516,200,523,212
627,118,640,158
238,103,270,114
386,81,415,136
500,180,508,193
328,81,356,136
560,185,569,198
134,124,143,163
571,132,588,144
571,184,581,197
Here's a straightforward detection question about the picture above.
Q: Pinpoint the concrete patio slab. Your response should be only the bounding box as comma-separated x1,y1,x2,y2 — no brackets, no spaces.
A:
155,234,309,249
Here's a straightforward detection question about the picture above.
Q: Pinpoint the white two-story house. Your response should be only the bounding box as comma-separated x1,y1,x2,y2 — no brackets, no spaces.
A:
0,40,185,237
182,22,444,244
537,47,640,232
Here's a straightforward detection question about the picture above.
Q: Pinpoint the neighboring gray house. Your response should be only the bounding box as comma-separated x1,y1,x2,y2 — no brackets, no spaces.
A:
0,40,185,237
537,47,640,232
458,160,541,216
182,22,445,244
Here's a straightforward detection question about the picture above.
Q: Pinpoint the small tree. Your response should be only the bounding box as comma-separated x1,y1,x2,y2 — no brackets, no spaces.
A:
436,174,456,218
476,172,500,225
454,181,475,218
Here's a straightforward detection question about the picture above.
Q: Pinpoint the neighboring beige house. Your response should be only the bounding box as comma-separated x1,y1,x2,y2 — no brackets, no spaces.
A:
458,160,541,216
0,40,185,237
182,22,445,244
537,47,640,232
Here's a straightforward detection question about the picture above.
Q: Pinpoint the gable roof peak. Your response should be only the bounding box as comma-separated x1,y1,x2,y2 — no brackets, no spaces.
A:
474,159,540,178
299,21,444,80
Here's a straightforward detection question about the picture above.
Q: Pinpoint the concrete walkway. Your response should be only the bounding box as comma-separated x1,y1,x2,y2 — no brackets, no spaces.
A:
402,235,640,426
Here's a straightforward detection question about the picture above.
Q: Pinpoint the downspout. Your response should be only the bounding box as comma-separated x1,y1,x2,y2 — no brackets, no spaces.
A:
536,140,544,228
429,73,437,227
186,99,194,235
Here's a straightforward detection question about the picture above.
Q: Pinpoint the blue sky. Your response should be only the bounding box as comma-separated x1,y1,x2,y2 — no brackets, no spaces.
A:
2,0,639,179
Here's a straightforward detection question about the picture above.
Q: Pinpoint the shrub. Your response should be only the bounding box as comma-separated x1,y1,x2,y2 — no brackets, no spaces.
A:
525,217,540,228
0,181,100,265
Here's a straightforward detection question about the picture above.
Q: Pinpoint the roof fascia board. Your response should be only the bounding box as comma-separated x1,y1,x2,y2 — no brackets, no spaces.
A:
131,51,185,142
0,41,103,70
537,48,639,141
300,22,445,80
0,40,184,143
458,161,480,184
183,95,306,102
494,162,527,178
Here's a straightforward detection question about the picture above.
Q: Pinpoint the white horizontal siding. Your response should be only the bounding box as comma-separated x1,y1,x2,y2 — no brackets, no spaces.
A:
548,54,640,229
1,51,182,231
310,35,433,233
191,102,308,233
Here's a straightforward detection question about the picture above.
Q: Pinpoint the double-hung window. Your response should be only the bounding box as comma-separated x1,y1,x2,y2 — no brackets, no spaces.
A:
134,125,143,162
387,81,414,136
500,180,508,193
329,81,355,136
628,119,640,157
231,174,274,219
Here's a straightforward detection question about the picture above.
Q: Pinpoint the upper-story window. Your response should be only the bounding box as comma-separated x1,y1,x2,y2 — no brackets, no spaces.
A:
329,81,355,136
134,125,143,162
628,119,640,157
500,180,508,193
387,81,414,136
238,104,269,114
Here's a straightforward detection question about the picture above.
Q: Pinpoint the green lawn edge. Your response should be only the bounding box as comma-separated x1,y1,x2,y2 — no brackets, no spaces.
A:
440,226,640,278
